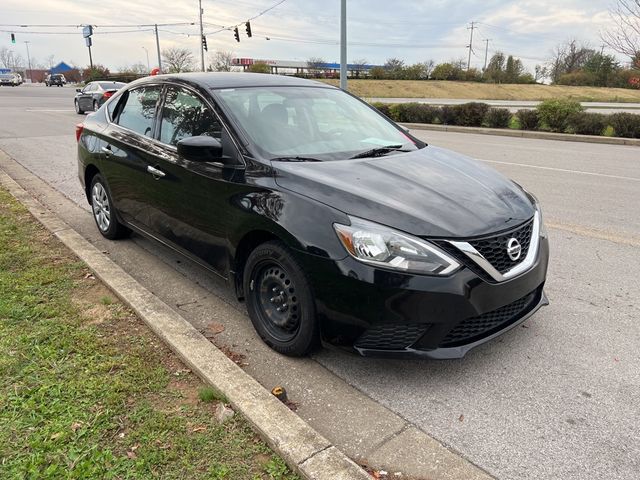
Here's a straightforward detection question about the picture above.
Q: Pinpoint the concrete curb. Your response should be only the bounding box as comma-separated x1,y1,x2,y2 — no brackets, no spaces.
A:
0,169,370,480
401,122,640,146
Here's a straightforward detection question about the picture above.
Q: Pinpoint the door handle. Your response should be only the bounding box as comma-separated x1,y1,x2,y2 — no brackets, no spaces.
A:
147,165,166,179
101,146,112,155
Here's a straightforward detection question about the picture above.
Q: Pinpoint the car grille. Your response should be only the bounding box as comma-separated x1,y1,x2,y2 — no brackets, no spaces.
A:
439,291,537,348
469,219,534,274
355,323,430,351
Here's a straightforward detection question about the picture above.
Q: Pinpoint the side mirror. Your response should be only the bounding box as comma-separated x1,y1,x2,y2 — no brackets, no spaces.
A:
177,136,224,163
76,88,82,93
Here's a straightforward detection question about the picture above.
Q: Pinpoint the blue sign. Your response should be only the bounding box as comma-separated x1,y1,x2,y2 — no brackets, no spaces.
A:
0,68,11,74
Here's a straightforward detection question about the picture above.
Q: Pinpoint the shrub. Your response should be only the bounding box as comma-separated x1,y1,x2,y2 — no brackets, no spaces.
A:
438,105,457,124
485,108,512,128
609,112,640,138
452,102,490,127
537,99,583,132
516,109,540,130
372,102,392,118
388,103,439,123
567,112,608,136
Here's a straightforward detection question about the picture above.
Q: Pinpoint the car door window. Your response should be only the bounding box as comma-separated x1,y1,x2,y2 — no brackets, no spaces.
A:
159,87,221,146
115,86,161,137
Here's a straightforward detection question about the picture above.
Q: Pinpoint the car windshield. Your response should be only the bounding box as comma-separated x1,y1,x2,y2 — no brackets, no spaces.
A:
215,86,418,160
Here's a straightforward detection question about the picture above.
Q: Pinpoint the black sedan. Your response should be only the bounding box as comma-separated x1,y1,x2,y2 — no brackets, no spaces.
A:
76,73,549,358
75,81,126,114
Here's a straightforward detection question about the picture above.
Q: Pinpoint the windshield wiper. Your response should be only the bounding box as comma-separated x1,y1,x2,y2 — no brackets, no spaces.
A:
349,145,406,159
271,156,322,162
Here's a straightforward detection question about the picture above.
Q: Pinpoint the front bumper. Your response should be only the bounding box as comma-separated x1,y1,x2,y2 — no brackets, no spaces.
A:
296,236,549,359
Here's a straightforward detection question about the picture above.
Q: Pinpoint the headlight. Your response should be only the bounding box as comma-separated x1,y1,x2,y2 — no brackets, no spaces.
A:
334,217,460,275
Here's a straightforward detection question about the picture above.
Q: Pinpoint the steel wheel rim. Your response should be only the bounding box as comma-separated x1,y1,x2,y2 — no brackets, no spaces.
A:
74,100,79,113
253,262,301,342
91,183,111,232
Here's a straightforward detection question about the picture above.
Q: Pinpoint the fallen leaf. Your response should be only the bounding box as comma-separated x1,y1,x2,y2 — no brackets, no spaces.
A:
71,422,84,432
83,273,95,280
50,432,63,440
127,451,137,459
191,426,207,433
458,414,464,422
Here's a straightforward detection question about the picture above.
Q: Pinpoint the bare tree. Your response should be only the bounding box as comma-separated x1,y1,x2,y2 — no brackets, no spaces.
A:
161,48,195,73
601,0,640,67
307,57,326,77
548,40,594,83
0,47,24,70
422,59,436,78
351,58,368,78
45,54,56,70
210,50,234,72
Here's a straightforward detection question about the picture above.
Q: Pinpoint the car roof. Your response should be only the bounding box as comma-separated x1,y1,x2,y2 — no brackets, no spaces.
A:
133,72,336,90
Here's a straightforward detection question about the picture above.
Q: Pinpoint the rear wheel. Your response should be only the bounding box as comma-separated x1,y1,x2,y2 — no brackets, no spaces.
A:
75,100,84,115
244,241,318,356
89,174,130,240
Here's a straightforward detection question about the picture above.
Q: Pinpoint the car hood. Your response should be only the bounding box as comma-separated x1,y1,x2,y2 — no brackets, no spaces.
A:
273,146,535,238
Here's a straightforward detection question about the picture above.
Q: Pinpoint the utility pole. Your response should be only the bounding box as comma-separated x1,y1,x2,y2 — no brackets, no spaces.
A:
466,21,477,71
198,0,205,71
24,41,32,82
340,0,347,90
154,24,162,73
483,38,491,72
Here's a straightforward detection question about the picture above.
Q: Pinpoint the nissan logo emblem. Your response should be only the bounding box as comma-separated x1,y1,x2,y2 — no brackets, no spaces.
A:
506,238,522,261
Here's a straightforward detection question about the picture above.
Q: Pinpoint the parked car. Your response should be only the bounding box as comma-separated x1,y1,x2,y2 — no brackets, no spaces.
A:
45,74,66,86
0,73,21,86
77,73,549,358
74,81,126,114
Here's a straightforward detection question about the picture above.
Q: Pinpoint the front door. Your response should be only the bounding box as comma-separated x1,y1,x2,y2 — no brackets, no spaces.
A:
141,84,243,277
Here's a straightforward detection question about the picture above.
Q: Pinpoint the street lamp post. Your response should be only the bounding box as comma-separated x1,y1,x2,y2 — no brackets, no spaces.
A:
340,0,347,90
142,46,150,71
24,41,32,83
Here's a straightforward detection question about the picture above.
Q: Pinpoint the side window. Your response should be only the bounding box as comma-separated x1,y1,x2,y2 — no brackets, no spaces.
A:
115,86,161,137
159,87,221,146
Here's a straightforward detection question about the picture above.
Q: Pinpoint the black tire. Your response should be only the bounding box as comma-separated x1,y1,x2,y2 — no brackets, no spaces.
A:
75,100,84,115
244,241,319,356
89,174,131,240
93,100,99,111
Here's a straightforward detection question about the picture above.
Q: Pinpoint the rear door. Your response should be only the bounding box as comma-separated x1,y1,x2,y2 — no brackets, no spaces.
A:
99,84,164,227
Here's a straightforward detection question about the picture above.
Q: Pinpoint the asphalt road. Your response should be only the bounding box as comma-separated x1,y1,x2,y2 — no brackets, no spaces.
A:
369,97,640,114
1,85,639,480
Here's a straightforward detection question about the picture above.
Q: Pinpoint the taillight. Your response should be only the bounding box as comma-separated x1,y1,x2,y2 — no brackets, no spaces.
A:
75,123,84,142
103,91,114,99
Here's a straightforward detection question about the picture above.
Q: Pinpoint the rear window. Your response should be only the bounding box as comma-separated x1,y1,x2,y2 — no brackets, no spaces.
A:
98,82,125,90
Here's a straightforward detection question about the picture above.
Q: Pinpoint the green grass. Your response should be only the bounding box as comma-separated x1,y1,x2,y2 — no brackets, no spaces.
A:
321,79,640,102
0,187,299,480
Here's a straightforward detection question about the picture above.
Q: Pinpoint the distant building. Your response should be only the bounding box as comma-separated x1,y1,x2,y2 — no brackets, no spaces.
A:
232,58,379,77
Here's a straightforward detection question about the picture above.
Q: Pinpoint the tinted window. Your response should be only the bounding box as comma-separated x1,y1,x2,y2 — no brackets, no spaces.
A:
116,86,161,137
159,87,221,146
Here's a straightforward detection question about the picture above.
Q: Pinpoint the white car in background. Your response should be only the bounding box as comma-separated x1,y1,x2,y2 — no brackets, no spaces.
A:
0,73,21,86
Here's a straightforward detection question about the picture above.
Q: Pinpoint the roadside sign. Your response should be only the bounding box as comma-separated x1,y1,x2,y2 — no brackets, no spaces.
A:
85,37,92,47
0,68,11,74
83,25,93,38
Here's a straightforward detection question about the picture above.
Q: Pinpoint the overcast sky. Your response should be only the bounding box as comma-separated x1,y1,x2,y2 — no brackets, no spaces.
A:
0,0,622,72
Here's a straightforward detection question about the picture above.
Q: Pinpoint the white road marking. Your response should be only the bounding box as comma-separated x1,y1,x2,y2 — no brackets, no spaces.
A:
479,158,640,182
25,108,71,112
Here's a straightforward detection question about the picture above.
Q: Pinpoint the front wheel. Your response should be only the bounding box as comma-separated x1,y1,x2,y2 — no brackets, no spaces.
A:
75,100,84,115
244,241,319,356
89,174,131,240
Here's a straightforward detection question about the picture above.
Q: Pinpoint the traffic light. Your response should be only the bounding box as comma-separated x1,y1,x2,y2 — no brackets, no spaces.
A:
202,35,208,52
234,27,240,42
11,33,16,44
245,22,252,38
